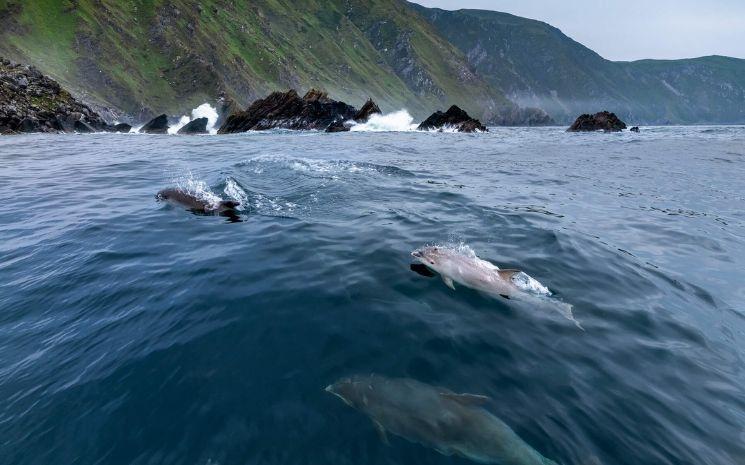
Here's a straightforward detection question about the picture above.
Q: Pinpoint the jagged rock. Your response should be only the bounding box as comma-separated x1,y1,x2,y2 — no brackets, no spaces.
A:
18,118,39,133
353,98,381,122
417,105,487,132
218,89,358,133
113,123,132,133
0,57,111,134
177,117,209,135
325,120,351,133
74,120,95,133
139,114,169,134
568,111,627,132
630,126,640,132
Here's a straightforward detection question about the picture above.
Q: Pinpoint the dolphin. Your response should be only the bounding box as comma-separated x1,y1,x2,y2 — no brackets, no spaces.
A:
156,187,240,216
326,375,559,465
411,246,581,329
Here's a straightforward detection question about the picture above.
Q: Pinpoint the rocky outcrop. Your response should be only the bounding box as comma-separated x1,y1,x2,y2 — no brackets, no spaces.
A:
113,123,132,133
177,117,209,134
417,105,487,132
325,120,352,133
218,89,358,134
139,114,169,134
354,98,382,123
0,57,111,134
568,111,627,132
630,126,640,133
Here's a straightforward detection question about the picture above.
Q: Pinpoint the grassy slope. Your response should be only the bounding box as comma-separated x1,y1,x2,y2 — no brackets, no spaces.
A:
0,0,513,121
413,4,745,124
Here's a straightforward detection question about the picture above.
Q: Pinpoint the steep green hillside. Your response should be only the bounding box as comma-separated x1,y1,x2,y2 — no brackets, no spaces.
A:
413,4,745,124
0,0,519,122
2,0,744,125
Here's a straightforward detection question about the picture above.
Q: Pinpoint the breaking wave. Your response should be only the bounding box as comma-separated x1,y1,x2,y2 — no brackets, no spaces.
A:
351,110,418,132
168,103,219,135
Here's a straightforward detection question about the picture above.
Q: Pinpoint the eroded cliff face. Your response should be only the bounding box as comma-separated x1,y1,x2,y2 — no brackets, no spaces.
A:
0,57,112,134
0,0,531,124
413,5,745,124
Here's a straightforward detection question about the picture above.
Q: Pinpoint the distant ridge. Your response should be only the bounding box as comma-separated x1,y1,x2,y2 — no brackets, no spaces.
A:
1,0,743,124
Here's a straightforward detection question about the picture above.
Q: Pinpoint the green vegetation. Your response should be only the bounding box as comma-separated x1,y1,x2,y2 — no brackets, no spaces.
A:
1,0,743,124
413,5,745,124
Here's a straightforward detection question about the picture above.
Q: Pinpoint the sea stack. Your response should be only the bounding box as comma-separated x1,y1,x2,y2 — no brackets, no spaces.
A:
218,89,359,133
139,114,169,134
177,117,209,135
417,105,487,132
568,111,627,132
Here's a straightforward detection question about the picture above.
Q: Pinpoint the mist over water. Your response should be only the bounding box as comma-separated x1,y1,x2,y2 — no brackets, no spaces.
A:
0,127,744,465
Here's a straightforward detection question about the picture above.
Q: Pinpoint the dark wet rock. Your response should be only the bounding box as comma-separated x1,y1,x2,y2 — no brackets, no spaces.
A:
139,114,169,134
417,105,487,132
568,111,627,132
0,57,111,135
630,126,640,132
218,89,358,134
325,120,351,133
74,120,95,133
113,123,132,133
177,117,209,135
18,117,39,133
353,98,381,123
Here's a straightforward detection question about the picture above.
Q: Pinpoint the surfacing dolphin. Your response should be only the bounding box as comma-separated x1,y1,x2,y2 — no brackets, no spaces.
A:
411,245,582,329
156,187,240,217
326,375,559,465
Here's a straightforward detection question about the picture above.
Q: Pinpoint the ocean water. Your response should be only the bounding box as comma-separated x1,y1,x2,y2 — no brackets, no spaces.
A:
0,126,744,465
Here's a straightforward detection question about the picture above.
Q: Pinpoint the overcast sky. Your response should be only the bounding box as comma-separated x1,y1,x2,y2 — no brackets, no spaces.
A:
412,0,745,61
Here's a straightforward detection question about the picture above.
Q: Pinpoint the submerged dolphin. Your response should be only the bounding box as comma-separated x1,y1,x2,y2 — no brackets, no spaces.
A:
156,187,240,215
326,375,559,465
411,246,581,328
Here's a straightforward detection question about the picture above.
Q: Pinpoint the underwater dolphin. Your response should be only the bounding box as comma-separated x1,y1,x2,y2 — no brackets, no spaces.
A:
411,246,581,328
326,375,559,465
156,187,240,215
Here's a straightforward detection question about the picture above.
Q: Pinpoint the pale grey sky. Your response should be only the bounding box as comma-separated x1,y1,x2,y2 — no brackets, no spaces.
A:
412,0,745,61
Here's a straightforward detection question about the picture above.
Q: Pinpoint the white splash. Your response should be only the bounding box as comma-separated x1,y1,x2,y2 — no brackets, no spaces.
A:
173,171,222,208
350,110,418,132
223,177,248,211
168,103,220,135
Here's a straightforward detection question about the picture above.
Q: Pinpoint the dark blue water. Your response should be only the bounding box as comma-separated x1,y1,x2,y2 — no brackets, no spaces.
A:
1,127,744,465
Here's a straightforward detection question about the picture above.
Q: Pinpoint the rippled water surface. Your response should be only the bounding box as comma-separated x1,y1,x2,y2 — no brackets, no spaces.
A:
1,127,744,465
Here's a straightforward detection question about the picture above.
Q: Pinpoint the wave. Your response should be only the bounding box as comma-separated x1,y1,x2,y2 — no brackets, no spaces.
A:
350,110,418,132
168,103,219,135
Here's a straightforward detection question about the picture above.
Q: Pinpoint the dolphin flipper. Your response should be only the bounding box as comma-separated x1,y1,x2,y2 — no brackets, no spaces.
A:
442,276,456,290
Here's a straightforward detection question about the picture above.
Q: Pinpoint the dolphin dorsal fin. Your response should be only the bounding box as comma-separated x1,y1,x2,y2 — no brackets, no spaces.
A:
497,269,521,280
440,392,490,405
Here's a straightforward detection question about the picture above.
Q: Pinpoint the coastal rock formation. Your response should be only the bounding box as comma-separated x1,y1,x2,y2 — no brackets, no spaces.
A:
0,57,111,134
139,114,169,134
325,120,352,133
568,111,627,132
354,99,382,123
113,123,132,133
177,117,209,135
630,126,640,133
218,89,358,134
417,105,487,132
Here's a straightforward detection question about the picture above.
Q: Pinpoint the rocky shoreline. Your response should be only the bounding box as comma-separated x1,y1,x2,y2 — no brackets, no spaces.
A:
2,56,638,136
0,58,130,135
